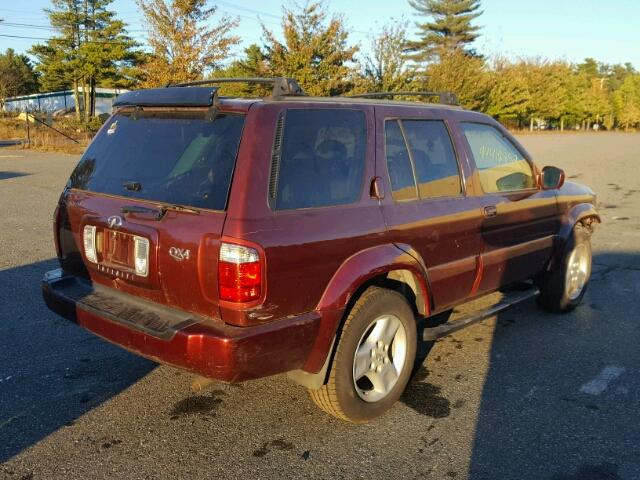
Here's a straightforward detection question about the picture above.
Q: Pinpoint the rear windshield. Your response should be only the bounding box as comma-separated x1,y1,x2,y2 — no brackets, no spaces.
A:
68,110,245,210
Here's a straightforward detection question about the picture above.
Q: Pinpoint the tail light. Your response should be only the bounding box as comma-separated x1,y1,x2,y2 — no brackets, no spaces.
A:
133,236,150,277
83,225,97,263
218,242,262,303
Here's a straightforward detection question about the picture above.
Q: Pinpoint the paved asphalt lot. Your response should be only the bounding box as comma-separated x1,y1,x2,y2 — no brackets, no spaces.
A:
1,133,639,479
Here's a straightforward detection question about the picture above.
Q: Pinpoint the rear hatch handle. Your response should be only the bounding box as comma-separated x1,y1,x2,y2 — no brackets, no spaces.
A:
121,204,165,220
121,204,200,221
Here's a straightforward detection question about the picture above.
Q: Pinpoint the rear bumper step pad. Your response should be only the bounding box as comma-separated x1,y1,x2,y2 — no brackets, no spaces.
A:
43,269,198,340
42,269,319,382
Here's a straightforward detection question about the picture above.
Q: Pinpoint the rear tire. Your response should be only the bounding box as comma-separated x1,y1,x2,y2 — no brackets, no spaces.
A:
308,287,417,423
537,223,592,313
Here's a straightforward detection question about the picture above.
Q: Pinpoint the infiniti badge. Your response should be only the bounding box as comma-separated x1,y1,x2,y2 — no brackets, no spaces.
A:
107,215,123,228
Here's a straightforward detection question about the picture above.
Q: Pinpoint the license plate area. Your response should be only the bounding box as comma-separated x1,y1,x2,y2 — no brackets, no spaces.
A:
100,229,135,272
80,211,158,287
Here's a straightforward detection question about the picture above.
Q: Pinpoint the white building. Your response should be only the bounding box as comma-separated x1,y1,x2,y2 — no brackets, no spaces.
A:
2,87,127,115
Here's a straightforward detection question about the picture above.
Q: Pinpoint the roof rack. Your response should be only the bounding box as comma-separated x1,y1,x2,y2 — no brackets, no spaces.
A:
348,91,459,106
168,77,306,98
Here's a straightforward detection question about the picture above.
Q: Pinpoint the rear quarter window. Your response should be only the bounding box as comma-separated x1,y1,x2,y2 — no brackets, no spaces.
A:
271,109,367,210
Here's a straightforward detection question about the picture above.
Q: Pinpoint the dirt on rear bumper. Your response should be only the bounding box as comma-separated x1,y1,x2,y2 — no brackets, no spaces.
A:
42,269,320,382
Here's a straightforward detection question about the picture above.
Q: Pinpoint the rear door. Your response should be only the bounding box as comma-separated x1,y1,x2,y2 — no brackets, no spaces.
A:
458,121,559,291
62,107,246,318
375,106,482,312
221,103,386,323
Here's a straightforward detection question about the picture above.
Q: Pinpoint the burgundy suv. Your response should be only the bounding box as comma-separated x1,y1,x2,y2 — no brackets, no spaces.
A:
43,78,599,422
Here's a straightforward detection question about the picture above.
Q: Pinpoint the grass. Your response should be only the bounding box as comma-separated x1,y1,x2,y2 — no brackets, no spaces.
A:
0,114,91,154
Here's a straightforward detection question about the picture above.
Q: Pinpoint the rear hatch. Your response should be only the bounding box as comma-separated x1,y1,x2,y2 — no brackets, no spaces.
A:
58,104,246,319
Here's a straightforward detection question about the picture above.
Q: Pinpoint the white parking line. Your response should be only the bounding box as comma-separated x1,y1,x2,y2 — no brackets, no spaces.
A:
579,366,625,395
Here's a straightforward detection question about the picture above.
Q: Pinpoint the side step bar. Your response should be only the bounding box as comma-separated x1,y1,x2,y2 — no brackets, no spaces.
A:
423,287,540,341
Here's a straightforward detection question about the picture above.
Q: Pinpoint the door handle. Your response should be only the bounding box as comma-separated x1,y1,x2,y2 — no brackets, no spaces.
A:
370,176,385,200
483,205,498,218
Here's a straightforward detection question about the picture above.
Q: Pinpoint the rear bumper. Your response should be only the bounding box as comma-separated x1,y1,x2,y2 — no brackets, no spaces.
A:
42,269,320,382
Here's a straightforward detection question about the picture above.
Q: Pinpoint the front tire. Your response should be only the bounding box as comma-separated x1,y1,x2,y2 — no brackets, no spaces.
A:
309,287,417,423
537,223,592,313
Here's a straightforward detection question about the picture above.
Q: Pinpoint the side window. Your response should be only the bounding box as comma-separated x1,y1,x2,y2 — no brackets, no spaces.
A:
385,120,418,201
402,120,462,198
461,123,535,193
273,109,366,210
384,119,462,201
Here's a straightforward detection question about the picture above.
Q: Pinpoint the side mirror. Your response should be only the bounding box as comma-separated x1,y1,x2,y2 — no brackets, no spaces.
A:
540,166,565,190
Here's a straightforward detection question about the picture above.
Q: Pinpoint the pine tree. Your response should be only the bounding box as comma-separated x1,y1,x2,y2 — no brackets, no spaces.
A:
213,44,271,97
81,0,142,115
406,0,482,62
30,0,83,118
137,0,240,87
30,0,140,120
262,2,358,96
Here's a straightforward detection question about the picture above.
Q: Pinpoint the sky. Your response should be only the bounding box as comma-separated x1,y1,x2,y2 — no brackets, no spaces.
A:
0,0,638,68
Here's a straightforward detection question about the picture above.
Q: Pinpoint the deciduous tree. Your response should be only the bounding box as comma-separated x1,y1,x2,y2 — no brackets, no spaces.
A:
485,58,530,124
424,48,489,110
356,21,415,93
137,0,240,87
261,1,358,96
523,60,566,130
613,75,640,131
0,49,39,108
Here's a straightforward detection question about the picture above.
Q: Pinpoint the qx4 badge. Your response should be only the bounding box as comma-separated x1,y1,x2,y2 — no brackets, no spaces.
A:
169,247,190,261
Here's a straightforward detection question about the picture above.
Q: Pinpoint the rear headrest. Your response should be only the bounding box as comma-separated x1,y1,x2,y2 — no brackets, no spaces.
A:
316,140,347,159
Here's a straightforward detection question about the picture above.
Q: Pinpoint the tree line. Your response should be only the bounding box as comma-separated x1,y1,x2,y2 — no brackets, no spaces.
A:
1,0,639,131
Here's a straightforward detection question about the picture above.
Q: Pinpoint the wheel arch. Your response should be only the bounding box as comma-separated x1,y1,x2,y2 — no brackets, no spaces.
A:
288,243,431,388
549,203,600,271
315,243,431,316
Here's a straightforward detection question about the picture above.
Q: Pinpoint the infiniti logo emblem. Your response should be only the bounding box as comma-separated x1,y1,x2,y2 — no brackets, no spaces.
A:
107,215,123,228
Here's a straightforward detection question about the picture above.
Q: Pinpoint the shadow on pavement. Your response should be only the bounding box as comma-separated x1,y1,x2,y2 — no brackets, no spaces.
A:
466,251,640,479
0,259,155,463
0,172,30,181
2,252,639,478
0,141,25,147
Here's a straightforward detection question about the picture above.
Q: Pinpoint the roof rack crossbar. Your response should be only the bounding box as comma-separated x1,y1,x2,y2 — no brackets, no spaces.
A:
168,77,306,98
348,91,459,106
